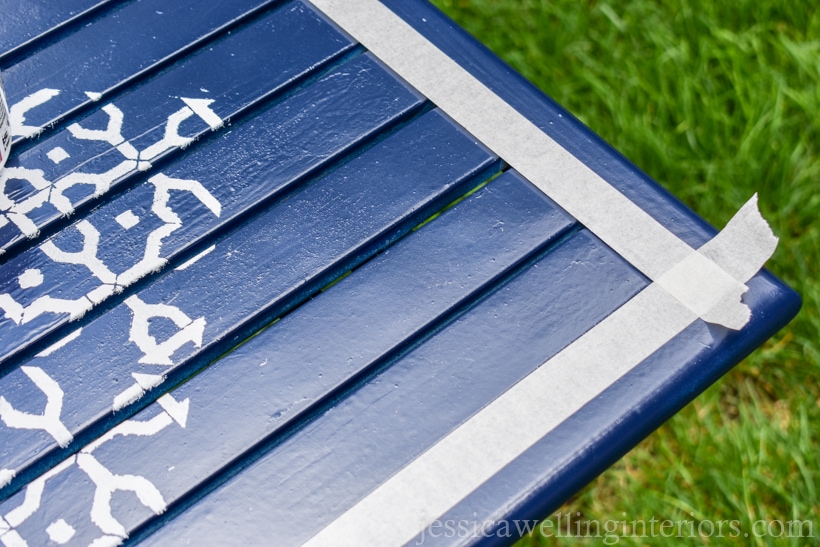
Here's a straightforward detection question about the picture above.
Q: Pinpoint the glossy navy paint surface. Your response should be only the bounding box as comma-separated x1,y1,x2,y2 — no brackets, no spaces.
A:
420,273,798,547
0,172,578,544
375,3,799,544
380,0,719,248
0,2,355,254
0,53,423,367
0,0,801,545
0,108,494,494
2,0,273,136
0,0,110,61
138,227,649,546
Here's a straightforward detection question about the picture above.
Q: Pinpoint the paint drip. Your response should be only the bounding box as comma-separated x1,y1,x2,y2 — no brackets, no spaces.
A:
0,71,10,171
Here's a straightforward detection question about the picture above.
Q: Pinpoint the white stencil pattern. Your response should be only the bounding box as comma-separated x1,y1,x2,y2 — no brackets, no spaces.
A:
109,293,207,412
124,295,206,366
0,89,222,240
0,91,218,544
0,171,221,327
0,393,189,546
8,89,61,139
0,366,72,448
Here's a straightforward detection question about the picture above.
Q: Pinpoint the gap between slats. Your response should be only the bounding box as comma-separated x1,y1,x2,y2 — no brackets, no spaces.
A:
0,40,365,263
0,130,498,502
124,197,583,546
0,58,435,376
0,0,127,67
3,0,292,153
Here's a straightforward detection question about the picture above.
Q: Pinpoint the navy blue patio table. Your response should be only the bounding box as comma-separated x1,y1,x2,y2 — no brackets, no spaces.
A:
0,0,801,545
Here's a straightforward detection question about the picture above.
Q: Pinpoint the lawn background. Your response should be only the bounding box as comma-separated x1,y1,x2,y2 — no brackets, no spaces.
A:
428,1,819,545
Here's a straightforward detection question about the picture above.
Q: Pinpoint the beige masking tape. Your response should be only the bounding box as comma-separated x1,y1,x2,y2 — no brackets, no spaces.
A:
309,0,777,330
304,189,777,547
304,1,780,544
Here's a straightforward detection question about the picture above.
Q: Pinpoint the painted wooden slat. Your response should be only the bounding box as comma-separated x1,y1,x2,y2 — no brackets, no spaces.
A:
378,0,718,248
0,0,113,61
0,1,355,254
0,171,579,545
0,53,424,367
314,4,798,541
1,0,275,141
0,109,494,498
133,227,647,546
0,2,801,546
416,272,797,546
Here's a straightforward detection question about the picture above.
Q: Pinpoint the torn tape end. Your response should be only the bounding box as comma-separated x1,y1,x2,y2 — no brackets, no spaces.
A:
695,194,779,329
699,194,779,285
700,285,751,331
659,194,778,330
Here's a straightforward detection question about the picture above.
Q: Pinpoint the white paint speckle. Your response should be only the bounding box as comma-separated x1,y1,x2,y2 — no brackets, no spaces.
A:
46,519,76,544
115,210,140,230
84,91,103,102
18,268,44,289
0,468,15,488
174,245,215,271
37,328,83,357
46,147,70,164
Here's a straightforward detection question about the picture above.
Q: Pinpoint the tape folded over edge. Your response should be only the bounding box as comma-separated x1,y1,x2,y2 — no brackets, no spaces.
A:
301,194,779,547
301,3,784,543
658,194,778,330
309,0,780,331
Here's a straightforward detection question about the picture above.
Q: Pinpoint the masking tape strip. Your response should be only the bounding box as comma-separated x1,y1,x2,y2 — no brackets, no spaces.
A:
308,0,777,330
0,72,11,171
304,189,777,547
303,1,780,543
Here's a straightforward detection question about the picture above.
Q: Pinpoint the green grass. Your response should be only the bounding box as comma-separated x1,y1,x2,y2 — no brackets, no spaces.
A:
429,1,819,545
